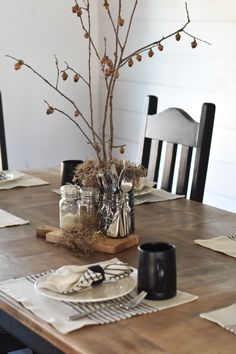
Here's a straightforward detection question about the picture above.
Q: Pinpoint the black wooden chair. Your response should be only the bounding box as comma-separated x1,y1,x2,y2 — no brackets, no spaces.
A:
0,91,8,171
137,95,215,203
0,94,29,352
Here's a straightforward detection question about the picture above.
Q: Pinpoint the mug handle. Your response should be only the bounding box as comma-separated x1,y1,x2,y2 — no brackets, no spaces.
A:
156,262,167,291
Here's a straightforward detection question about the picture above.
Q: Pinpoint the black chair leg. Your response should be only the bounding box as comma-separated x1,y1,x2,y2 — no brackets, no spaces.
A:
0,331,29,354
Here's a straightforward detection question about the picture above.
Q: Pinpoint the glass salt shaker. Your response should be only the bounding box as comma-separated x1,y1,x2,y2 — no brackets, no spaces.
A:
78,186,100,230
59,185,79,230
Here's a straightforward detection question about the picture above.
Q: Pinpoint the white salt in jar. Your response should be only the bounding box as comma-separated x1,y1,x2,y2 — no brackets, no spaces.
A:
59,185,79,230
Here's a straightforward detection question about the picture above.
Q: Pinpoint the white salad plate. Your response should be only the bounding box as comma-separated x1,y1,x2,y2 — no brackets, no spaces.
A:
35,273,136,303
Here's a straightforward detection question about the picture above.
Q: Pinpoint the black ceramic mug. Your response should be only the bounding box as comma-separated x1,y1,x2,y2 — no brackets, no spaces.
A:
61,160,83,186
137,242,176,300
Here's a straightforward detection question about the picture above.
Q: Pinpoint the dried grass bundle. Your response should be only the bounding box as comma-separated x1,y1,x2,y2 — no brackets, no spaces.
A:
58,224,100,256
73,158,147,187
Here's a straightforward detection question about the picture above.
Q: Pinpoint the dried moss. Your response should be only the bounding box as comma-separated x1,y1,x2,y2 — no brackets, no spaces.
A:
58,224,101,256
73,158,147,187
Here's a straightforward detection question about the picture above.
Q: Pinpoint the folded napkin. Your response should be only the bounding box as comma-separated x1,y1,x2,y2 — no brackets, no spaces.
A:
194,235,236,258
0,170,49,190
0,261,198,334
37,259,133,294
200,302,236,334
0,209,29,228
134,188,185,205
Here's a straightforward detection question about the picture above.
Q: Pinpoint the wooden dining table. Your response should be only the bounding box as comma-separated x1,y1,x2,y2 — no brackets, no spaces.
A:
0,167,236,353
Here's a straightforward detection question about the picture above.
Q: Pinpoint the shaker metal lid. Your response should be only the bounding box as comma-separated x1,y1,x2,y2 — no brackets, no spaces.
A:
60,184,79,196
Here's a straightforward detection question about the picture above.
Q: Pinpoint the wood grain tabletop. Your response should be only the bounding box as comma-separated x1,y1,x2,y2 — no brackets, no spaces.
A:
0,168,236,354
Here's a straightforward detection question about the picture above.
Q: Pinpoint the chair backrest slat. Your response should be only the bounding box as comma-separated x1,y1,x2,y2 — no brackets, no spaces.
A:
161,143,177,192
138,95,215,203
190,103,215,202
176,145,193,196
153,140,163,183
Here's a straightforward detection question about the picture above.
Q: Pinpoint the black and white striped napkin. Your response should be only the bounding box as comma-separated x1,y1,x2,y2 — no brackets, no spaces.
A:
36,259,133,294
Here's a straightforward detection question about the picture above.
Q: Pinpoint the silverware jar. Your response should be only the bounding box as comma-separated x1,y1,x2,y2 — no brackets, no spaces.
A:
99,192,131,238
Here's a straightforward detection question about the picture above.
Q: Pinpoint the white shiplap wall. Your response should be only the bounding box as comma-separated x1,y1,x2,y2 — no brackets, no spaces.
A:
1,1,235,213
99,0,236,213
0,0,100,169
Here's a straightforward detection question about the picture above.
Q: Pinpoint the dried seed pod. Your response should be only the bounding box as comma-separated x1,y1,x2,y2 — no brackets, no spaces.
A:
117,16,125,27
106,59,113,68
105,68,111,78
136,54,142,62
84,32,89,39
14,62,22,70
148,48,154,57
175,32,181,41
46,107,54,115
128,58,134,67
14,60,24,70
74,110,80,117
103,0,109,10
100,55,108,65
158,43,164,51
119,146,125,154
62,71,68,81
76,7,82,17
191,39,197,49
73,74,79,82
72,4,79,13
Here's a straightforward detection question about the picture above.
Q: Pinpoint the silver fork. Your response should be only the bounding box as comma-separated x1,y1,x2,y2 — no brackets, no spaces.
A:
67,290,147,321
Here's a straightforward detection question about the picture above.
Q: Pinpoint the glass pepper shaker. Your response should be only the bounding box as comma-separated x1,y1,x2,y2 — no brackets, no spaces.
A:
78,186,100,230
59,185,79,230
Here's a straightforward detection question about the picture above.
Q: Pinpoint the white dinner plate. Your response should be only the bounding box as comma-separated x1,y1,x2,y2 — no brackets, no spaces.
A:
35,273,136,303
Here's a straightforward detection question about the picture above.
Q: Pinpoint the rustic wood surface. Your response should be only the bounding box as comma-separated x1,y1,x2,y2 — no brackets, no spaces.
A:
0,167,236,353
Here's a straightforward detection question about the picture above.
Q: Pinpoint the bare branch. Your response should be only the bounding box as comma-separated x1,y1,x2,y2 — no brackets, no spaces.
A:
6,54,102,143
87,0,96,146
78,11,101,61
182,30,211,45
121,0,138,51
8,1,210,161
64,61,90,86
54,55,60,89
120,2,209,67
105,4,123,50
54,107,99,156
